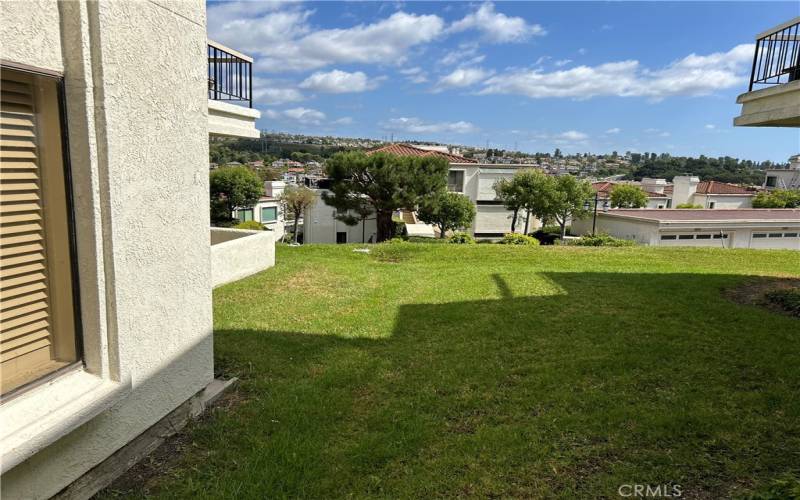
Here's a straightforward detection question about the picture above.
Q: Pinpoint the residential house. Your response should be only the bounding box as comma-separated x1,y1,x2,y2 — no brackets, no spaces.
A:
572,210,800,249
763,155,800,190
234,181,286,240
591,181,672,209
671,176,757,208
0,3,266,498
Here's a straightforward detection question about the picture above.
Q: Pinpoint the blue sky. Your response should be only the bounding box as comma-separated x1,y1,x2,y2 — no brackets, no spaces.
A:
208,1,800,162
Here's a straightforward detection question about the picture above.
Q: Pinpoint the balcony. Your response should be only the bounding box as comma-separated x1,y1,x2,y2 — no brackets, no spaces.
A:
207,40,261,138
734,17,800,127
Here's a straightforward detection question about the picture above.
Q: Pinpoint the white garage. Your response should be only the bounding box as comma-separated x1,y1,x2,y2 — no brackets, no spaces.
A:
572,209,800,250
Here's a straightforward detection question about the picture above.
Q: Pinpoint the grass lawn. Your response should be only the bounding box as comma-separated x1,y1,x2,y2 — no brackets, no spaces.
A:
112,244,799,498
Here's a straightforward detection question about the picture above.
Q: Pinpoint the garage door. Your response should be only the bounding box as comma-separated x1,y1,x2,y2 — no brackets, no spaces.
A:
749,231,800,250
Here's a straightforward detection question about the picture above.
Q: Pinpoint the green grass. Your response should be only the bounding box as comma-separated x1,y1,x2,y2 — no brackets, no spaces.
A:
121,245,800,498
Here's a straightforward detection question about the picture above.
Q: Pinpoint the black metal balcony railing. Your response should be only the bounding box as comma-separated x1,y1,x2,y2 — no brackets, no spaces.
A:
208,42,252,108
748,19,800,91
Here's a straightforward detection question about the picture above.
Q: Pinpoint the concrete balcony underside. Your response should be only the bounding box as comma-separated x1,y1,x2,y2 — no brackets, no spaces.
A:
734,80,800,127
208,99,260,138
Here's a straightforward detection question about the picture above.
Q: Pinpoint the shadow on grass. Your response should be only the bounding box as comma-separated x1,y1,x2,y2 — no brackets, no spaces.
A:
149,273,800,498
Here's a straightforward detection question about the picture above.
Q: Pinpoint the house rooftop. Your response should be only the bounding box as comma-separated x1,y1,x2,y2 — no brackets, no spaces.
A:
695,181,756,195
367,143,477,163
603,209,800,222
591,181,669,198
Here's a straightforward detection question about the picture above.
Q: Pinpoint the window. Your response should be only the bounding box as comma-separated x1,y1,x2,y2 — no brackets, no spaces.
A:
666,199,672,208
238,208,253,222
696,234,712,239
752,233,767,238
261,206,277,222
1,67,79,396
768,233,783,238
712,233,729,239
765,176,777,187
447,170,464,192
660,235,677,240
678,234,694,240
784,233,798,238
336,231,347,244
708,202,715,209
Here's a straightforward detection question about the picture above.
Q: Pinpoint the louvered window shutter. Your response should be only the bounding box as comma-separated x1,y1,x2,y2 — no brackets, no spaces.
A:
1,68,77,396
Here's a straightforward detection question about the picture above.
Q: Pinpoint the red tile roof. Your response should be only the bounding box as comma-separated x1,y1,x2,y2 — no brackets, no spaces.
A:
591,181,668,198
367,143,477,163
695,181,756,195
604,209,800,222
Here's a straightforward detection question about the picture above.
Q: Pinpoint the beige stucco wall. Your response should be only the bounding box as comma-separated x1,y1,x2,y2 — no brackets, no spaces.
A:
210,228,275,287
1,1,213,498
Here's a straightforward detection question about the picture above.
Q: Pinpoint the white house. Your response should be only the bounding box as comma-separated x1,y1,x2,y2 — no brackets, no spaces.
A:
572,209,800,249
671,176,757,209
1,2,268,498
763,155,800,190
234,181,286,241
303,186,378,244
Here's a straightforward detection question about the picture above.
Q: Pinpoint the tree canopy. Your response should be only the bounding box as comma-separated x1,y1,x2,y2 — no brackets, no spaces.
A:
418,191,476,238
323,151,449,242
210,166,263,224
540,175,594,238
610,184,648,208
752,189,800,208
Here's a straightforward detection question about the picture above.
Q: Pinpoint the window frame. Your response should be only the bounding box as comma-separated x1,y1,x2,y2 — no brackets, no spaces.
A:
1,63,84,401
261,205,278,223
447,169,465,193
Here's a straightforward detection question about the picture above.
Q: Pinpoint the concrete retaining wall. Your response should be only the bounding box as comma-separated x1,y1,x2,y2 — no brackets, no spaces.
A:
211,228,275,287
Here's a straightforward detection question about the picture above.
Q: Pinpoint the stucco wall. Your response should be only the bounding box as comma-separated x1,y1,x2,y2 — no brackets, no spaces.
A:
1,1,213,498
304,190,378,244
211,228,276,287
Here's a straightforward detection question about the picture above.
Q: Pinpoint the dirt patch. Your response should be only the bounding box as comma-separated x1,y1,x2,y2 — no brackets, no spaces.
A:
95,388,246,499
723,277,800,318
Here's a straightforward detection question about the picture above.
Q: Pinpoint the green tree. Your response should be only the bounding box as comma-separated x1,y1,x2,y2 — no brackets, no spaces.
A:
539,175,594,239
609,184,648,208
209,166,263,225
494,177,525,233
280,185,317,244
418,191,476,239
323,152,449,242
752,190,800,208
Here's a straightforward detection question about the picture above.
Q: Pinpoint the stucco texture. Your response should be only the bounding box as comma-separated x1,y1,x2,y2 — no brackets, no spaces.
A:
1,1,213,498
211,228,275,287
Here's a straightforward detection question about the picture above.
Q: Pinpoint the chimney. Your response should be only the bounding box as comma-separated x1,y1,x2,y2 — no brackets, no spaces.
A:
641,177,667,194
264,180,286,198
671,176,699,206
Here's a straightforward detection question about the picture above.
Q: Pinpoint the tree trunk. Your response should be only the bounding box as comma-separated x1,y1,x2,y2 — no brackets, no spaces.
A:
292,215,300,244
510,208,519,233
439,223,447,239
524,210,531,234
560,217,567,239
362,218,366,243
376,210,394,242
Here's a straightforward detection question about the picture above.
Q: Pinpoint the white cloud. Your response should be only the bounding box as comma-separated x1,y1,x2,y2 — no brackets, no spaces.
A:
252,77,305,105
383,117,477,134
440,42,485,67
299,70,380,93
266,107,327,125
449,2,545,43
435,67,492,91
605,128,621,134
399,66,429,83
704,124,716,129
479,44,754,100
333,117,354,125
557,130,588,141
577,48,587,55
658,131,671,137
209,4,445,72
554,59,572,67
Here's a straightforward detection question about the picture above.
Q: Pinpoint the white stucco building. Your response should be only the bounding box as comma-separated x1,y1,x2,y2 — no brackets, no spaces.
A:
763,155,800,190
0,2,265,498
234,181,286,241
572,209,800,249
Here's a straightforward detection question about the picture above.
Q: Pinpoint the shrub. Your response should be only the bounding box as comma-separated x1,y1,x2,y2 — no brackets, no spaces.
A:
765,288,800,317
569,234,635,247
500,233,540,245
676,203,703,209
448,232,476,244
235,220,264,231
